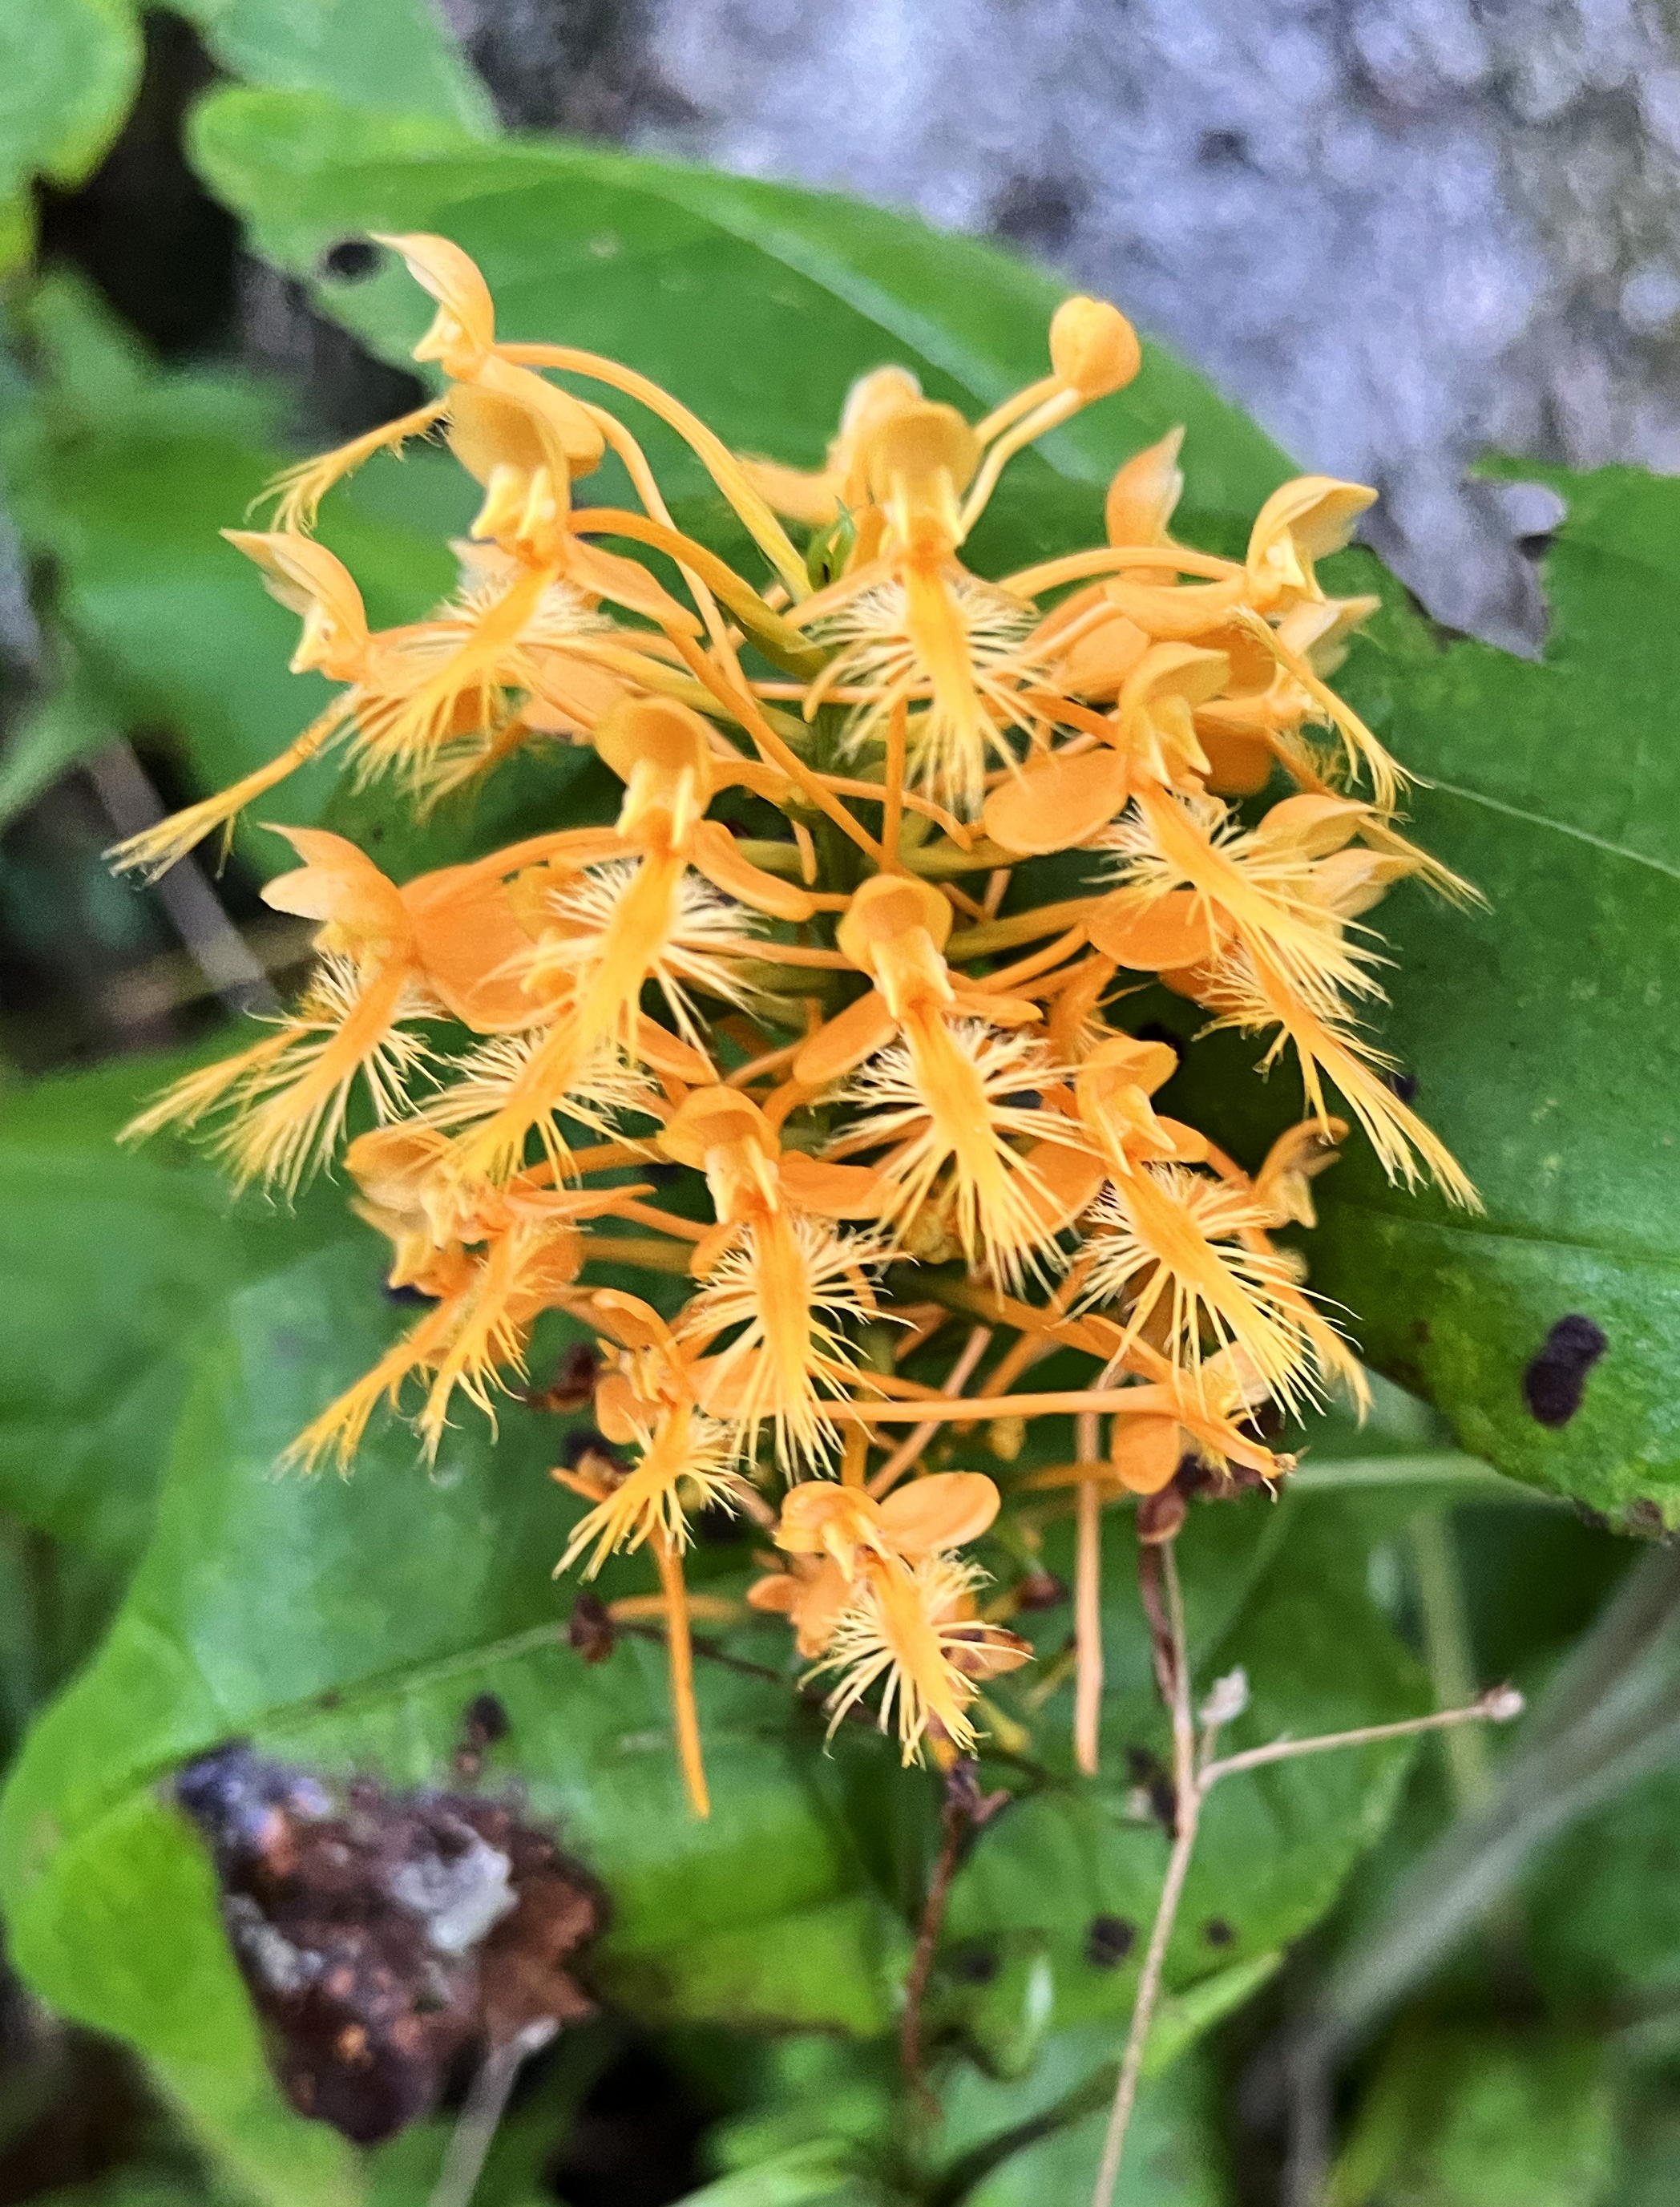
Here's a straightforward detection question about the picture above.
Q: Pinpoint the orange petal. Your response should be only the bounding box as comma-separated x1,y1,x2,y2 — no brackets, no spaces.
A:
794,990,896,1088
260,827,410,942
637,1017,714,1082
1250,793,1368,858
689,819,815,921
745,1571,802,1615
587,1289,671,1354
877,1471,1000,1556
1105,427,1185,548
1197,726,1274,798
1153,1114,1212,1166
466,355,605,475
1052,607,1151,701
593,1369,643,1445
1019,1139,1106,1232
661,1085,772,1170
402,865,541,1032
1087,888,1230,972
777,1153,891,1219
374,232,497,362
983,748,1131,855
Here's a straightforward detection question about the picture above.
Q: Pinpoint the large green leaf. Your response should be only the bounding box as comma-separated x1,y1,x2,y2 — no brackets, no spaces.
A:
1298,469,1680,1529
940,1494,1426,2058
0,1243,912,2201
0,1219,1472,2197
0,0,141,269
0,1045,341,1567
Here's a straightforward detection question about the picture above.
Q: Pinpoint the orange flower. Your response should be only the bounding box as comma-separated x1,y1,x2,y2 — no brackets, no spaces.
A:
662,1086,889,1469
752,1473,1028,1761
796,875,1073,1285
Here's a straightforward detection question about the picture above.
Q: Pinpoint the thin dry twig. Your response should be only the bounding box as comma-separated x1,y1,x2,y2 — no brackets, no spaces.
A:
1088,1537,1523,2207
428,2020,558,2207
901,1758,1008,2107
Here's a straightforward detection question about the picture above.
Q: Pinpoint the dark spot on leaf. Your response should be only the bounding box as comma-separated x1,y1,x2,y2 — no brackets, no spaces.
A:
947,1941,1000,1985
317,1690,342,1712
1523,1315,1607,1427
173,1744,602,2145
1384,1067,1420,1103
1203,1917,1237,1948
567,1593,616,1664
454,1693,511,1780
1085,1914,1137,1968
321,238,380,281
1627,1498,1666,1537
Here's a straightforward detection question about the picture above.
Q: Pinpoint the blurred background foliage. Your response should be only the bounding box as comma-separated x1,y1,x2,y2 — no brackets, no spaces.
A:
3,5,1680,2205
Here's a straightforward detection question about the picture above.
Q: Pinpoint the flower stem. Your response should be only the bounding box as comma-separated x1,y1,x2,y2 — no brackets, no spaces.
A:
1073,1412,1105,1777
652,1533,709,1819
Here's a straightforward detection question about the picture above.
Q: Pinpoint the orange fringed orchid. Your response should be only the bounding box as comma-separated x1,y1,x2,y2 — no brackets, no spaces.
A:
117,232,1475,1819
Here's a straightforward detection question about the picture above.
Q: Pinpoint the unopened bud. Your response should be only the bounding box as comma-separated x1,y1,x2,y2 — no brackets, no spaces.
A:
1483,1684,1525,1723
1050,296,1142,400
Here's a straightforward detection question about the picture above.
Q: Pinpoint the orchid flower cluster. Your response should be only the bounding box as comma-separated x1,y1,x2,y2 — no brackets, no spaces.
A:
116,235,1474,1818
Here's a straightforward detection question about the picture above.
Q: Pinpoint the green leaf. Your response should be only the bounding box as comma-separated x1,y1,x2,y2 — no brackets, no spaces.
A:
941,2041,1232,2207
0,1042,342,1566
1328,2025,1620,2207
1302,468,1680,1528
170,0,494,133
0,0,141,268
940,1496,1426,2052
0,1243,911,2198
672,2140,890,2207
0,652,127,831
